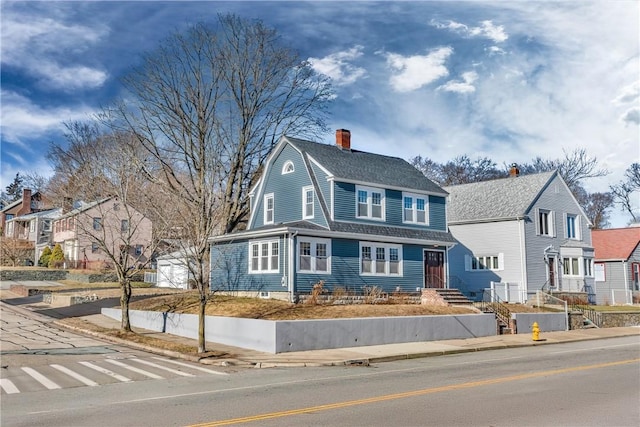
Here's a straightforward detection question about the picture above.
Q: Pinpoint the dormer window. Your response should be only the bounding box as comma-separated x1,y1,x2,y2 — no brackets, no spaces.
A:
282,161,294,175
356,185,385,221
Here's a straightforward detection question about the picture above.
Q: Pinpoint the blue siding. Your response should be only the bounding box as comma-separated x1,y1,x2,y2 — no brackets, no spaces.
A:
210,238,285,293
294,238,426,294
333,182,447,231
310,162,331,222
252,143,327,229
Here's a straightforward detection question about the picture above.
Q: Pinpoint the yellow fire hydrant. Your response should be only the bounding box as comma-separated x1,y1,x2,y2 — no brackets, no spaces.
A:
532,322,541,341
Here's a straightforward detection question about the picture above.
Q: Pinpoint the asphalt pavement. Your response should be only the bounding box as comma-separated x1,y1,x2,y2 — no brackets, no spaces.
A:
2,280,639,368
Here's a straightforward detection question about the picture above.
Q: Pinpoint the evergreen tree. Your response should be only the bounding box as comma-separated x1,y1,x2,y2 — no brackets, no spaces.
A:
39,246,52,267
48,244,65,268
5,173,24,202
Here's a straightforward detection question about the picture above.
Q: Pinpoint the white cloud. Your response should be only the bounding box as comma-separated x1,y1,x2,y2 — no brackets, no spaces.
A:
0,6,109,90
485,46,506,56
308,46,367,86
383,47,453,92
621,107,640,125
613,80,640,105
438,71,479,94
431,19,508,43
1,90,95,145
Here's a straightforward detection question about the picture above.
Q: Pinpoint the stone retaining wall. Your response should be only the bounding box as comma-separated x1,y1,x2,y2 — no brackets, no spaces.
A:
599,311,640,327
0,269,67,282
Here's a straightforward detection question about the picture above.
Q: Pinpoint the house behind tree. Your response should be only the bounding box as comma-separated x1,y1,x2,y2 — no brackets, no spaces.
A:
210,130,457,301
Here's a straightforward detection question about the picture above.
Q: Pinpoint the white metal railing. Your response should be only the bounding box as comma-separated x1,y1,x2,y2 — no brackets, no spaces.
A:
535,290,569,331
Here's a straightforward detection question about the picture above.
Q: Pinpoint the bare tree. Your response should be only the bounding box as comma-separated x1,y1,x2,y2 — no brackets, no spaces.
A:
517,148,609,192
611,163,640,224
105,15,332,353
47,122,166,331
409,155,504,186
580,191,615,229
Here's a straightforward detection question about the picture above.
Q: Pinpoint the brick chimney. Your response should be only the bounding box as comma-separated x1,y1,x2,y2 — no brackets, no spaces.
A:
16,189,32,215
509,163,520,178
335,129,351,150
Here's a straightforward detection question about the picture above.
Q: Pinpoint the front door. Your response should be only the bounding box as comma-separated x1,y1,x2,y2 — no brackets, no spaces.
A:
548,256,556,288
424,250,445,288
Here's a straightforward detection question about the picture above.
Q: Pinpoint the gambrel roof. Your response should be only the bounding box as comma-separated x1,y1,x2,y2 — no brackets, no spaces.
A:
592,227,640,261
444,171,557,224
286,136,447,195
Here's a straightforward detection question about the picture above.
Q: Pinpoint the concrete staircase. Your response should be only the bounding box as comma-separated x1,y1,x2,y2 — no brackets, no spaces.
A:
421,289,474,306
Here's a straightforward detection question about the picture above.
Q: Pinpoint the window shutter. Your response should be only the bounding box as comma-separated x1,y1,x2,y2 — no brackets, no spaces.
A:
498,253,504,271
534,208,540,235
464,255,471,271
576,216,581,240
563,212,568,238
551,211,557,237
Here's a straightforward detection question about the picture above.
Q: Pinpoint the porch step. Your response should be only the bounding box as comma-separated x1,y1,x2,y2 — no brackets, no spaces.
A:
421,289,474,306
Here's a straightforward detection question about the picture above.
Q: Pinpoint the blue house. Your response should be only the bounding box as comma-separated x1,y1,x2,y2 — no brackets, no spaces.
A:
210,130,457,301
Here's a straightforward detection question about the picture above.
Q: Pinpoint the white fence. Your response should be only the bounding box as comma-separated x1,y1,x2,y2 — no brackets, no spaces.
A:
143,272,157,284
610,289,633,305
487,281,525,303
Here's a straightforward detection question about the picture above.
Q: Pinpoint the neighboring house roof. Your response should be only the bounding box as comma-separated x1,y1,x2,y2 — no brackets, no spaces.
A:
444,171,557,224
592,227,640,261
0,198,23,213
285,136,447,195
5,208,62,222
56,198,110,220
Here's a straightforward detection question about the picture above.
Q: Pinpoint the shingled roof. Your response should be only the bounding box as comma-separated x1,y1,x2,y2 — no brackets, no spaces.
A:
592,227,640,261
285,136,447,195
444,171,556,224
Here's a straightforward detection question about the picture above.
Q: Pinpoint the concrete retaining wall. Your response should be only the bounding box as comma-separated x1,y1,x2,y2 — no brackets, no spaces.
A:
102,308,496,354
512,313,567,333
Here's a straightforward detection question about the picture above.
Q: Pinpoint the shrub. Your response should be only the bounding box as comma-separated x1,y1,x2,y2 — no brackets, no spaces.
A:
48,244,65,268
39,246,52,267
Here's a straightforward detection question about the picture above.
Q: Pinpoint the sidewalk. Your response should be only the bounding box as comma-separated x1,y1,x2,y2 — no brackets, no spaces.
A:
61,312,640,368
2,286,639,368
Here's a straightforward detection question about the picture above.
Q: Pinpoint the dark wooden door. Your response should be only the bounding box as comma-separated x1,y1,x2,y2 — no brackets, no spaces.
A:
424,251,445,288
548,256,556,288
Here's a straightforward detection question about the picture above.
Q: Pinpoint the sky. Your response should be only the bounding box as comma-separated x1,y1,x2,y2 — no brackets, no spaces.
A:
1,1,638,227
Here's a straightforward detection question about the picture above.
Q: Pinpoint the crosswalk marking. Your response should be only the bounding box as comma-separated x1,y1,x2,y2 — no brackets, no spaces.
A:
129,358,195,377
21,367,61,390
50,364,99,387
105,359,164,379
152,357,229,376
79,361,132,382
0,378,20,394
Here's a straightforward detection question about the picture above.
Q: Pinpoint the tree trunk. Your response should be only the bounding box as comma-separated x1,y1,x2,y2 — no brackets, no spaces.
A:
198,293,206,353
120,279,132,332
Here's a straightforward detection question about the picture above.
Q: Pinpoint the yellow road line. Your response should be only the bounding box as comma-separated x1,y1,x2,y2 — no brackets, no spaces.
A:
189,358,640,427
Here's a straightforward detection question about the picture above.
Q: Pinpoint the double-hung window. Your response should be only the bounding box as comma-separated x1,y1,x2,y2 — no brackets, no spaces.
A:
403,193,428,225
563,257,580,276
302,186,314,219
583,258,593,277
356,186,384,220
249,240,279,273
264,193,274,225
360,242,402,276
298,238,330,273
537,209,554,237
467,255,503,271
566,214,580,240
121,219,129,233
93,217,102,231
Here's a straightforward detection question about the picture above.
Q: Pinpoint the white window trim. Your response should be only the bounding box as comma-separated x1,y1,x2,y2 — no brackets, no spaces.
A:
359,241,402,276
402,192,429,225
264,193,274,225
297,237,331,274
248,239,280,274
565,213,581,240
465,253,504,272
302,186,314,220
355,185,385,221
536,208,555,237
562,256,581,276
282,160,295,175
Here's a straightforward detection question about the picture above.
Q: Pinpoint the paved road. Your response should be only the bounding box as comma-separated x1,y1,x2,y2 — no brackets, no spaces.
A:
2,336,638,427
1,302,228,395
